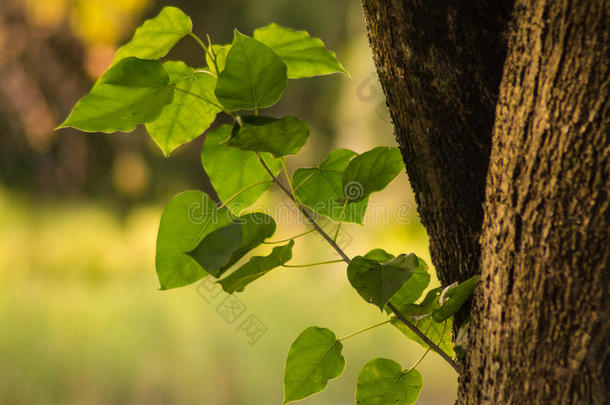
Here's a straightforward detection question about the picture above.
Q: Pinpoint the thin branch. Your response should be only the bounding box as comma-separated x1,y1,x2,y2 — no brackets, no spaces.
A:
257,151,461,374
257,154,351,263
282,259,344,268
387,302,460,374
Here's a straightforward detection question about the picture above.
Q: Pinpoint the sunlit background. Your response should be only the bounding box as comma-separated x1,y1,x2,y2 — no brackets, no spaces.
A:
0,0,457,403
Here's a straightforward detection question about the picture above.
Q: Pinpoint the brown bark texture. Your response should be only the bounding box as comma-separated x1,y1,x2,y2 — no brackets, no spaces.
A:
360,0,513,287
462,0,609,403
362,0,609,403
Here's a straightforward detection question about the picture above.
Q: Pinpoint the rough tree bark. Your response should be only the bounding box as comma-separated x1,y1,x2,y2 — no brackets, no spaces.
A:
362,0,609,403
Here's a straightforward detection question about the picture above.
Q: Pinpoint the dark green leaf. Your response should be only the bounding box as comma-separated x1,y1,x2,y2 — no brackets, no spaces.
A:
58,58,173,133
223,116,309,157
202,125,282,213
356,358,422,405
146,61,221,156
253,23,349,79
155,190,234,290
284,326,345,404
113,7,192,63
188,212,276,278
342,147,404,202
215,30,287,111
387,256,430,312
432,275,477,322
292,149,368,224
218,240,294,293
347,252,419,310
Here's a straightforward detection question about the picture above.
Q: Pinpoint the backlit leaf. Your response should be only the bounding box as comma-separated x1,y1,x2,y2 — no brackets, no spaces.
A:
284,326,345,403
202,125,282,213
292,149,368,224
355,358,422,405
206,44,231,76
146,61,221,156
390,288,455,356
58,58,173,133
253,23,348,79
342,147,404,202
113,6,192,63
215,30,287,111
155,190,233,290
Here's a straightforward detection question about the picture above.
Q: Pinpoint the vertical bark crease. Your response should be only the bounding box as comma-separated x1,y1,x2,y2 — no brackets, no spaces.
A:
462,0,610,403
360,0,514,288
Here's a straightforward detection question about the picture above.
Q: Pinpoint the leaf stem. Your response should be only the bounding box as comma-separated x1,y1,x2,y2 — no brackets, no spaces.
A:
217,180,274,209
338,319,392,341
189,32,219,75
333,199,348,242
282,259,344,268
255,141,460,374
405,320,446,373
388,302,460,374
257,153,351,263
263,229,315,244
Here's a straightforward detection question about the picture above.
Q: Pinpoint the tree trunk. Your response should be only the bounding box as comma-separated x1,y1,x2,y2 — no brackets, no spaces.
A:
362,0,609,403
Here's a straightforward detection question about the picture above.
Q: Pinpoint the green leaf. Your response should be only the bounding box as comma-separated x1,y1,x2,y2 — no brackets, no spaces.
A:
253,23,349,79
387,256,430,312
215,30,287,111
342,147,404,202
146,61,221,156
202,124,282,213
390,288,455,356
224,116,309,157
284,326,345,404
113,6,192,63
58,58,173,133
355,358,422,405
348,252,420,311
292,149,368,224
218,240,294,293
188,212,276,278
432,275,477,322
206,44,231,76
155,190,234,290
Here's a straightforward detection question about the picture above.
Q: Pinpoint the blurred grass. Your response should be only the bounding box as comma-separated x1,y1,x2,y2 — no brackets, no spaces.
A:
0,181,456,405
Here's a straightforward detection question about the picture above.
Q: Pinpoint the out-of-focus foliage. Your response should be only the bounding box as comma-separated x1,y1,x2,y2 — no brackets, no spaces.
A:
0,0,355,204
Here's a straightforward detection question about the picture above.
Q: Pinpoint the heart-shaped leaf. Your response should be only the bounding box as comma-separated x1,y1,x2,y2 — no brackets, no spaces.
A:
58,58,173,133
146,61,221,156
348,252,419,310
113,6,192,63
253,23,349,79
218,240,294,293
284,326,345,403
224,116,309,158
292,149,368,224
188,212,277,278
155,190,234,290
202,124,282,213
356,358,422,405
215,30,287,111
342,147,404,202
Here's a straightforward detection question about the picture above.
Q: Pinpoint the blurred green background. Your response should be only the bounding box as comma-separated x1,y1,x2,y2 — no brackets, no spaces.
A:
0,0,457,403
